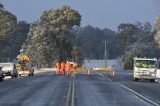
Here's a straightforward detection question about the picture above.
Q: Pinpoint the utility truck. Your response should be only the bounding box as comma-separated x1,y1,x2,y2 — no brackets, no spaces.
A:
17,55,34,76
133,57,158,82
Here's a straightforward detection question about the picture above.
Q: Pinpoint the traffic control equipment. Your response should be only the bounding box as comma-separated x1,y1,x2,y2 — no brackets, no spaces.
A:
88,68,92,76
111,70,115,77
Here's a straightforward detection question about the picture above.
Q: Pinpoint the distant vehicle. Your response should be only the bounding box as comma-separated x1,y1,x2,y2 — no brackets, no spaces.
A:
0,62,18,78
17,55,34,76
0,66,3,81
133,57,158,82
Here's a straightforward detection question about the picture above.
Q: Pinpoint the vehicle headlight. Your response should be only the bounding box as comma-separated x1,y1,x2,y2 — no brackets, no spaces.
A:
151,74,155,76
135,73,139,75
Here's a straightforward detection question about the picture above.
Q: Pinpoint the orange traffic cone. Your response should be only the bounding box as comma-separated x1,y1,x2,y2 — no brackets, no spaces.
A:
88,70,91,75
88,68,92,76
112,70,115,77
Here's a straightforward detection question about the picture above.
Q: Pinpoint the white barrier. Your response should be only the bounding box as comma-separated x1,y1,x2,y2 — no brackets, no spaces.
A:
40,68,56,71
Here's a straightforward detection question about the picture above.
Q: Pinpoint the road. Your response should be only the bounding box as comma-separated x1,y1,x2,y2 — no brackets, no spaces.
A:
104,70,160,105
0,71,159,106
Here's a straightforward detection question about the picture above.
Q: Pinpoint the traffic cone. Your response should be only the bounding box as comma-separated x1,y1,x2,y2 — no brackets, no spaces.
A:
88,69,91,76
88,70,90,75
112,70,115,77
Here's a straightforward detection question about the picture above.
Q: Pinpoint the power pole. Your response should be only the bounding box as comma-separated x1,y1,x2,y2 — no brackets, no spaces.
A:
104,40,107,68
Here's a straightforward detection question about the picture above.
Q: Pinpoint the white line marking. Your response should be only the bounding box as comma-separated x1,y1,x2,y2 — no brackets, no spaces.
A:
117,83,159,106
66,82,72,106
100,75,160,106
71,81,75,106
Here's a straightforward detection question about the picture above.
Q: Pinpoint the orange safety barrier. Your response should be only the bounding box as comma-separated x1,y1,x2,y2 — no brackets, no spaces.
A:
92,68,112,71
70,67,85,71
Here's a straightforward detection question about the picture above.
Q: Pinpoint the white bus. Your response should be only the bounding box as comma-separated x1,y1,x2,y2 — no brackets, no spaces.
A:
133,57,158,82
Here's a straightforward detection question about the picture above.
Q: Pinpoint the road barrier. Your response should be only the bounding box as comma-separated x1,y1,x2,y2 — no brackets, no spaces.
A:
70,67,85,71
92,68,112,71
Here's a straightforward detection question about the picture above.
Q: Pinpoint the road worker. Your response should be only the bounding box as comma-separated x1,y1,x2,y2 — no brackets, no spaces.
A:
56,61,61,75
61,62,66,75
65,62,71,76
73,62,78,75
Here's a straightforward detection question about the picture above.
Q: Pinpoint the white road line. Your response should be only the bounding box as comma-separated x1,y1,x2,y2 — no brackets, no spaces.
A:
104,77,160,106
116,82,160,106
65,80,75,106
101,75,160,106
66,82,72,106
71,81,75,106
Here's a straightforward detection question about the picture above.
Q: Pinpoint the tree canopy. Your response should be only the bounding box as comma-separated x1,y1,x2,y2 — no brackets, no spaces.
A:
0,21,30,62
0,3,17,39
23,5,81,66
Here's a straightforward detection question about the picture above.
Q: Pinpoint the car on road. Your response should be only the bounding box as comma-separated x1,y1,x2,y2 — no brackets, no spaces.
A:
0,63,18,78
0,66,3,81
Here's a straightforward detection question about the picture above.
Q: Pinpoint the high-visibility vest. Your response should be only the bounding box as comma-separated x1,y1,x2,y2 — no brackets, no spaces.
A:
56,63,61,69
65,63,71,70
61,62,65,69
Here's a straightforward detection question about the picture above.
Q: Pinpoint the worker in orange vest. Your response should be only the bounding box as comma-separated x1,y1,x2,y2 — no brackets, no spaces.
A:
56,61,61,75
65,62,71,76
61,62,66,75
73,62,78,75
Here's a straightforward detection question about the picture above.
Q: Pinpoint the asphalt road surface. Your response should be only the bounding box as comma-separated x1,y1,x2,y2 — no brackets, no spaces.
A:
0,71,159,106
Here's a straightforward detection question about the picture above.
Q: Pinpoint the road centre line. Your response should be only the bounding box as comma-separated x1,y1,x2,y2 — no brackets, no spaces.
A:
66,80,75,106
71,80,75,106
66,81,71,106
